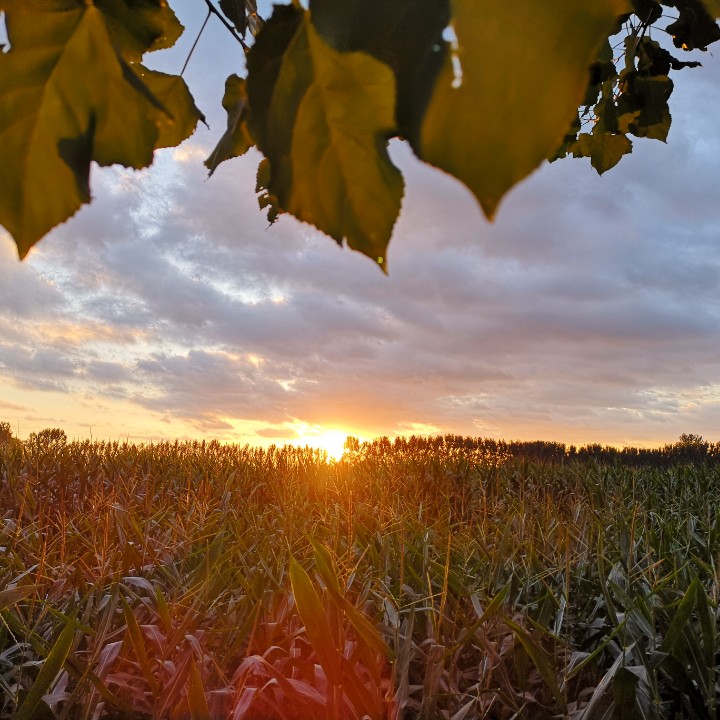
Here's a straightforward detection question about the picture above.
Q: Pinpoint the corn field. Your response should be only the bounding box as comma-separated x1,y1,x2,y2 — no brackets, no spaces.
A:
1,435,719,719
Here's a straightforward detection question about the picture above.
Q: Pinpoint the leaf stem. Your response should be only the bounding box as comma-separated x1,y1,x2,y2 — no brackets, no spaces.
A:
201,0,251,53
181,9,212,77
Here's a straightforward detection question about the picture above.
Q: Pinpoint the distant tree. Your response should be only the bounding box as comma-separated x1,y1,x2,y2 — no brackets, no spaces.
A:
671,433,710,464
27,427,68,451
0,421,13,445
676,433,707,447
0,0,718,268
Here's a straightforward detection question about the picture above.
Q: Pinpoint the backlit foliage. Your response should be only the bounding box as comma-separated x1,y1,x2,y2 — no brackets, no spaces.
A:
0,1,718,266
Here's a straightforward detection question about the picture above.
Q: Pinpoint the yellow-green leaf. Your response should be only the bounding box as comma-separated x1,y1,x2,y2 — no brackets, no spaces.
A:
418,0,630,218
95,0,184,61
0,585,39,611
309,537,342,595
247,7,403,267
14,616,76,720
504,616,567,714
205,74,255,175
309,539,393,661
0,3,183,257
289,555,343,685
187,657,211,720
120,595,158,692
702,0,720,16
570,131,633,174
138,67,205,149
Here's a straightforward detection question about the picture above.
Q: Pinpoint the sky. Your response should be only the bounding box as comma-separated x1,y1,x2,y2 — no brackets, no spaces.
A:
0,3,719,451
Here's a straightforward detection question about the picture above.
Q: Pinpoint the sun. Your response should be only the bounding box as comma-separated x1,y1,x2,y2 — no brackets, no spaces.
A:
294,429,350,461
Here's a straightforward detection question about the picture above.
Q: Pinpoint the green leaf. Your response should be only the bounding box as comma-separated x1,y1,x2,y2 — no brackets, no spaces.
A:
247,6,403,267
613,667,643,720
570,131,633,174
0,585,39,611
617,73,673,141
96,0,184,61
154,586,173,635
137,67,204,149
418,0,630,219
661,577,699,655
288,555,343,686
702,0,720,17
309,537,341,595
504,616,567,714
187,657,211,720
0,3,181,257
667,0,720,50
694,580,715,670
309,0,450,139
205,74,254,175
14,616,76,720
219,0,247,35
120,595,158,693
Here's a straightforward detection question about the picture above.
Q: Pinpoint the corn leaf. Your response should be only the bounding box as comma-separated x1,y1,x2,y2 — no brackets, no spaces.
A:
0,585,39,611
288,555,343,686
120,595,158,693
504,616,567,714
14,616,76,720
661,577,698,654
187,657,211,720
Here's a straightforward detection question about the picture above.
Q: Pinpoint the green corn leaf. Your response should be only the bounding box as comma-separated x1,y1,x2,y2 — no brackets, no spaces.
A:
289,555,343,686
309,538,394,661
310,537,342,595
659,654,708,713
453,583,510,653
120,595,158,693
579,645,635,720
154,586,173,635
1,606,128,713
694,579,715,671
504,616,567,714
14,616,77,720
661,577,698,654
187,657,211,720
613,667,643,720
337,592,394,661
0,584,39,611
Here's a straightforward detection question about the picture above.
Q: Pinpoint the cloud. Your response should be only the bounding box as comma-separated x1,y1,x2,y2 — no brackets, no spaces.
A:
1,10,719,446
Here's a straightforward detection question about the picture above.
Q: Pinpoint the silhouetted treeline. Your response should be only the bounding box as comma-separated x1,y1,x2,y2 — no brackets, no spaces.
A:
346,433,720,468
2,421,717,469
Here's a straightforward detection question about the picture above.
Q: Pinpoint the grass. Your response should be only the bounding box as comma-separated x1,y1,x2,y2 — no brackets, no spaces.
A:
0,435,718,719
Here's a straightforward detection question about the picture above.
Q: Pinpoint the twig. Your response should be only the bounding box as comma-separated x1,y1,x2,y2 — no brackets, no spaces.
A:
201,0,250,53
181,8,212,77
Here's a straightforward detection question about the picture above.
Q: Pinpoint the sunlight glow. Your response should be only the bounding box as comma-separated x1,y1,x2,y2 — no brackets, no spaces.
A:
293,428,351,460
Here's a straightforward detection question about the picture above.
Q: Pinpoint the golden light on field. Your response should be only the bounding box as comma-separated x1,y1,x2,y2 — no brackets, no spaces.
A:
293,428,351,460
